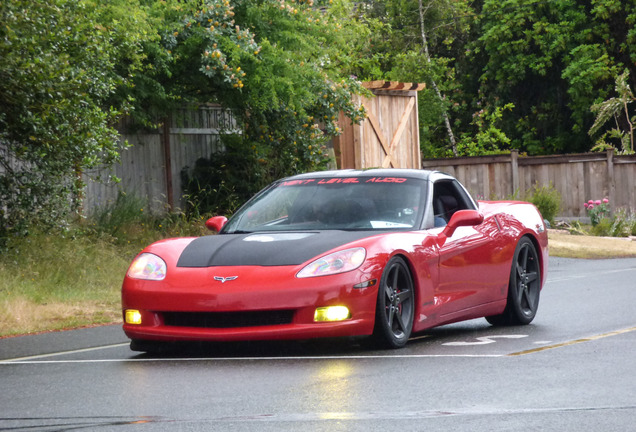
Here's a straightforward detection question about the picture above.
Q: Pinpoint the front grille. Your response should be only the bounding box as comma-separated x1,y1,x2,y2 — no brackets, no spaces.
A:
162,310,295,328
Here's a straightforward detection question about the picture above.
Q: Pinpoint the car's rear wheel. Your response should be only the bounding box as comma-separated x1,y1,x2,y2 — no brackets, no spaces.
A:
486,237,541,326
371,256,414,348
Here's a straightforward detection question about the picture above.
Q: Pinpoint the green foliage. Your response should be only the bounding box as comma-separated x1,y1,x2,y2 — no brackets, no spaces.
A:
472,0,636,155
584,198,610,226
525,182,562,224
181,135,271,216
572,207,636,237
143,0,372,215
475,0,587,154
589,70,635,153
567,220,588,236
0,0,158,241
161,0,369,204
358,0,636,157
1,229,127,303
89,193,151,242
590,217,613,236
1,0,371,243
5,0,636,243
456,104,514,156
582,200,636,237
360,0,475,156
608,208,634,237
87,192,209,246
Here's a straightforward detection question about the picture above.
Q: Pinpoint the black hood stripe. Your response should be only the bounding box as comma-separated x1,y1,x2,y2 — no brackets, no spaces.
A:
176,231,378,267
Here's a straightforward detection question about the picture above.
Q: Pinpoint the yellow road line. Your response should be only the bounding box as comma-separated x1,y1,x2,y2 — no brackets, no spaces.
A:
508,325,636,356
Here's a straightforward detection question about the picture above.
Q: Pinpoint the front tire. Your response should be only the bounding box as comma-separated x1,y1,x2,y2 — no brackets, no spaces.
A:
371,256,415,348
486,237,541,326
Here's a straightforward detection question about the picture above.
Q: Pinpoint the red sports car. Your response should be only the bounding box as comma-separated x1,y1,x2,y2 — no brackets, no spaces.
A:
122,169,548,351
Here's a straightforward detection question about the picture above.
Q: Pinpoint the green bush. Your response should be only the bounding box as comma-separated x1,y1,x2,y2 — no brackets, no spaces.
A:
525,182,561,225
590,218,613,237
583,198,611,226
587,208,636,238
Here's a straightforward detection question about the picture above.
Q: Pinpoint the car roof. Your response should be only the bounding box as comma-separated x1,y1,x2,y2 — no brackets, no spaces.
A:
281,168,436,182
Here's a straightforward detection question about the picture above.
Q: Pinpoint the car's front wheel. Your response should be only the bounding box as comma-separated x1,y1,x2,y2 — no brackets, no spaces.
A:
371,256,414,348
486,236,541,326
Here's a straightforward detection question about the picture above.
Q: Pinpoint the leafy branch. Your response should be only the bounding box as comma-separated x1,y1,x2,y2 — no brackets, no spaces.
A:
589,70,635,153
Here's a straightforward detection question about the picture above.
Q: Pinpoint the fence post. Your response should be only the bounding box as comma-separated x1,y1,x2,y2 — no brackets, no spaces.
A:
511,149,519,197
162,116,174,211
607,148,615,215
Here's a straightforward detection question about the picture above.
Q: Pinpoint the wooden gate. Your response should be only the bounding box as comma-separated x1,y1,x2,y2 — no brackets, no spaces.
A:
333,81,425,170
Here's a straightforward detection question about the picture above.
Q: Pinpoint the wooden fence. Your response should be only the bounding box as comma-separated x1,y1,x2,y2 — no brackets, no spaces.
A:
333,81,425,170
83,105,239,213
421,150,636,218
78,103,635,219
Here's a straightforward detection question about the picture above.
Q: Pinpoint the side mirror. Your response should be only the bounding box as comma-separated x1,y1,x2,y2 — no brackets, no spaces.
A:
205,216,228,233
439,209,484,239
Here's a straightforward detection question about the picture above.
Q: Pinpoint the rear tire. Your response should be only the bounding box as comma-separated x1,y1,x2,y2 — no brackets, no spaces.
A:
371,256,415,348
486,237,541,326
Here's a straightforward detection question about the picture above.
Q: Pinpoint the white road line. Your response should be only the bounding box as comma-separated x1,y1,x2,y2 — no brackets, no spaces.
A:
547,267,636,284
0,353,504,365
1,342,130,363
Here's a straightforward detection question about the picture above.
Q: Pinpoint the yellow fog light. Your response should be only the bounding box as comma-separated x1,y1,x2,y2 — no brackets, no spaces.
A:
314,306,350,322
125,309,142,325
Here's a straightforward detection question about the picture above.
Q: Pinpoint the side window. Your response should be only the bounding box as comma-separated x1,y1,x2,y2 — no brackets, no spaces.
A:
432,180,475,227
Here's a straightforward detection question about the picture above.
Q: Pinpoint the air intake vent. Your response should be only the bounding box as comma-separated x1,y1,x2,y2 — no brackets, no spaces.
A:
163,310,294,328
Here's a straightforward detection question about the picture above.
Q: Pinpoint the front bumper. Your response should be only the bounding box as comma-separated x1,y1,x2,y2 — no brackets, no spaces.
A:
122,265,378,342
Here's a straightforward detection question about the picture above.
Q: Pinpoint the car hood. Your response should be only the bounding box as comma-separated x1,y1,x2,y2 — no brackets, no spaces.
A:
176,231,378,267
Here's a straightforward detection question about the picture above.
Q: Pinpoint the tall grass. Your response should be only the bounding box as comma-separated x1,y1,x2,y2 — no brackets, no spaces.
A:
0,194,210,337
0,232,129,336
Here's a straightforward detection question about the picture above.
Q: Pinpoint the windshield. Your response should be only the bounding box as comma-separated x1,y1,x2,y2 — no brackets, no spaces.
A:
223,175,427,233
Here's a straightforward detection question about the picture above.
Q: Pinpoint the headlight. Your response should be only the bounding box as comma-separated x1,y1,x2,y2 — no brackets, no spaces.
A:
127,253,167,281
297,247,366,278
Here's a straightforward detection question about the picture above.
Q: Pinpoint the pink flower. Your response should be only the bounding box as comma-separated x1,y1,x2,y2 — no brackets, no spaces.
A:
595,200,601,205
588,204,594,209
588,200,594,205
583,203,588,208
603,198,609,204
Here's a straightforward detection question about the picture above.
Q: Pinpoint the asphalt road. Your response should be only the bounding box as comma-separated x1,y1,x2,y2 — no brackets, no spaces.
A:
1,256,636,431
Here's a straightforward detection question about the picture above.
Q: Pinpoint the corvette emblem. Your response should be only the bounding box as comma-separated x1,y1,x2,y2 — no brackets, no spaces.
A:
213,276,238,283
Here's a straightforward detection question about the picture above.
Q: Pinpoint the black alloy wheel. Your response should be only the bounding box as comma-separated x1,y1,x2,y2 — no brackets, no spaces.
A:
372,256,415,348
487,236,541,326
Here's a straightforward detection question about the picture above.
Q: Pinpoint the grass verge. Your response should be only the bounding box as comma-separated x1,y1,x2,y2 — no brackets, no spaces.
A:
0,232,134,337
548,230,636,259
1,193,209,338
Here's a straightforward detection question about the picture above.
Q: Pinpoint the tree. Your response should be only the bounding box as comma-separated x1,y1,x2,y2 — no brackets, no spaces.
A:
473,0,636,155
0,0,157,241
162,0,371,214
355,0,474,157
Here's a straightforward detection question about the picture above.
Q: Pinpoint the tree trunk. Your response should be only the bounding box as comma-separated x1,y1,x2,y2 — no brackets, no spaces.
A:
417,0,458,156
